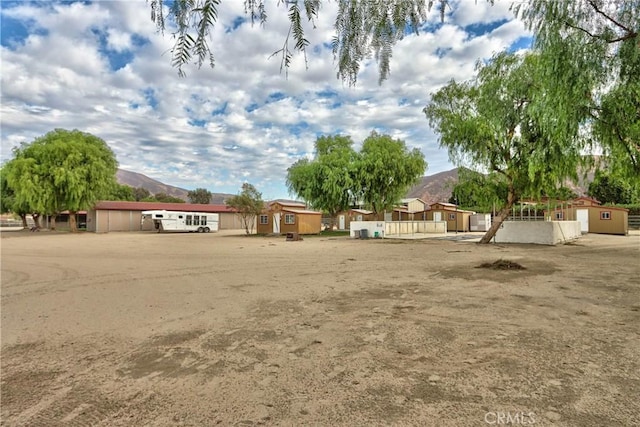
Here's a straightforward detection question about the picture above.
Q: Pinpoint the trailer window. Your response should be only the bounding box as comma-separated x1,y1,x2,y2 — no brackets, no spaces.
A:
285,214,295,224
154,214,164,218
194,215,200,226
201,216,207,226
186,215,192,225
178,215,183,219
260,215,268,224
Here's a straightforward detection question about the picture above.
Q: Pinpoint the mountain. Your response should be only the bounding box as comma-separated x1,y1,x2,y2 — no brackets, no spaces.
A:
116,169,234,204
406,168,460,205
406,165,593,205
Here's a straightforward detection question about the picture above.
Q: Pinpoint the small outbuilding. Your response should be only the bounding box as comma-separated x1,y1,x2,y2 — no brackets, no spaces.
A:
426,202,475,232
545,197,629,235
335,208,376,230
257,201,322,235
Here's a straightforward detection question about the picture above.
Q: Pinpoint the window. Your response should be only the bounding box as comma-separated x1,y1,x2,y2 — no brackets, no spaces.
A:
193,215,200,226
186,215,192,225
555,212,563,220
201,216,207,226
600,211,611,220
448,213,456,220
285,214,295,224
260,215,268,225
178,215,183,219
154,214,164,218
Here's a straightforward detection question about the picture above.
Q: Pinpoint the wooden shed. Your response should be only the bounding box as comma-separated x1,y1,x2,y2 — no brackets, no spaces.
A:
545,197,629,235
334,209,376,230
87,201,240,233
257,201,322,235
426,202,474,232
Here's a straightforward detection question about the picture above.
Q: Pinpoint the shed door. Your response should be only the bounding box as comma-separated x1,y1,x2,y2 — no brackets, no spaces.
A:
273,213,281,233
576,209,589,233
434,212,442,222
339,215,345,230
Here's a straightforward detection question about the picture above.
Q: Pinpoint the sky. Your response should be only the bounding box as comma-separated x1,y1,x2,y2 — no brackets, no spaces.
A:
0,0,531,200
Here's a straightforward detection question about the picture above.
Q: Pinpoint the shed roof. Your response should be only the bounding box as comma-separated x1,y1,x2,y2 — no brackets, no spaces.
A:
93,201,237,213
282,208,322,215
351,208,373,215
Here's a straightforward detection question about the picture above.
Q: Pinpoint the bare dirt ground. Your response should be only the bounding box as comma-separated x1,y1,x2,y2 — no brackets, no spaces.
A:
1,230,639,426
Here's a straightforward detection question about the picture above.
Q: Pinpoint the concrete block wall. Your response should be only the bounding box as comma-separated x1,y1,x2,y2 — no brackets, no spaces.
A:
495,221,582,245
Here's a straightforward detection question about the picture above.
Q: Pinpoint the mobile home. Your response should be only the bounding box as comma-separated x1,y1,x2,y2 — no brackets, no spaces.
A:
141,210,219,233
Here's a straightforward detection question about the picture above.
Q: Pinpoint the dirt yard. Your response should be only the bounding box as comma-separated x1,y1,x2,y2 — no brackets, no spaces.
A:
1,230,638,426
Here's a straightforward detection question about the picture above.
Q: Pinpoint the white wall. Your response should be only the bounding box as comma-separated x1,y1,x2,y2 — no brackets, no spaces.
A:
350,221,386,238
349,221,447,238
495,221,582,245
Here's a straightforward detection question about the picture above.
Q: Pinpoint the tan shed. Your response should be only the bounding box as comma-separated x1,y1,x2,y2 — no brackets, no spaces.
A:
545,197,628,235
257,201,322,235
426,202,474,232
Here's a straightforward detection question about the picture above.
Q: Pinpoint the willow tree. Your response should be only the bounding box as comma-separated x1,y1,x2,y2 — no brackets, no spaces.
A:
0,164,31,229
358,132,427,214
225,183,264,235
514,0,640,179
149,0,452,83
7,129,118,232
425,52,584,243
286,135,358,227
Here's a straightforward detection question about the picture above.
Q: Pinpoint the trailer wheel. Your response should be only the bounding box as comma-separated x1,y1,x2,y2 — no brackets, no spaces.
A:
197,227,203,233
204,227,210,233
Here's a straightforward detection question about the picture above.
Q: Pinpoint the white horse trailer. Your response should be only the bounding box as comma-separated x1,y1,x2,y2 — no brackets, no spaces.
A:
141,210,219,233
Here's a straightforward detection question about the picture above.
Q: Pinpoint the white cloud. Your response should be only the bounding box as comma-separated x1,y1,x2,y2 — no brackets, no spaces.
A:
1,0,531,198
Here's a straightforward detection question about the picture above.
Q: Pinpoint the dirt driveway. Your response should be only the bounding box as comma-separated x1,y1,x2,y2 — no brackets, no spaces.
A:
1,230,638,426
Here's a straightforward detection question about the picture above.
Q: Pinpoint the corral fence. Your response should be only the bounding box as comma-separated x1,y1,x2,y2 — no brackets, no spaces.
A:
629,215,640,230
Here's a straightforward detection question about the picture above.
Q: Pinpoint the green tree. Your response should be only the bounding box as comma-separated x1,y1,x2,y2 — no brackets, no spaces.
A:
514,0,640,178
358,132,427,214
108,183,135,201
424,52,584,243
132,187,151,201
143,193,186,203
448,168,507,212
225,183,264,235
1,163,31,228
287,135,359,226
588,171,640,204
5,129,118,232
188,187,212,204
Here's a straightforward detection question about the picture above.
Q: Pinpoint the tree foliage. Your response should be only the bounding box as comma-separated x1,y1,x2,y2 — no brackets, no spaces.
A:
225,183,264,235
358,132,427,214
448,168,507,212
424,52,584,243
513,0,640,178
188,187,212,204
4,129,118,232
287,135,358,223
287,132,426,218
142,192,186,203
108,183,135,201
149,0,452,83
588,170,640,204
132,187,151,201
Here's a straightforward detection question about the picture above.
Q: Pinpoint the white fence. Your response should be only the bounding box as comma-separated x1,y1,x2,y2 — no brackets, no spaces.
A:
350,221,447,238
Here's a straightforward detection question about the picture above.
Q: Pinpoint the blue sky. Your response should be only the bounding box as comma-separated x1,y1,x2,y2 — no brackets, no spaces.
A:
0,1,530,200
